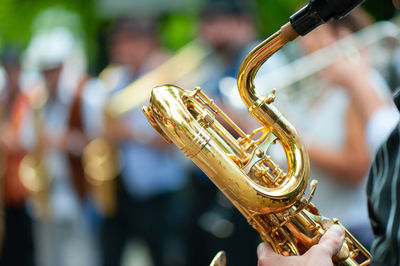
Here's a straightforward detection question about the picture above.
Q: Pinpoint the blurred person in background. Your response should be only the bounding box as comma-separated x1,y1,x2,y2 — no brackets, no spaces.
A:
100,16,189,266
271,8,398,249
23,27,102,266
0,45,35,266
198,0,287,99
301,12,400,263
185,0,287,265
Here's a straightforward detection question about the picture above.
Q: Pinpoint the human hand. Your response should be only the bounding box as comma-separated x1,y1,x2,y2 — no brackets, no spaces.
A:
257,224,345,266
318,48,370,91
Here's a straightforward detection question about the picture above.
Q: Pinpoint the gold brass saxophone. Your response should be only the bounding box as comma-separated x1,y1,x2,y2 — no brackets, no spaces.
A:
143,0,371,265
18,87,51,219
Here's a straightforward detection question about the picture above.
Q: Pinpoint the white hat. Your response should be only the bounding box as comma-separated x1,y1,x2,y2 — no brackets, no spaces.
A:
25,27,77,71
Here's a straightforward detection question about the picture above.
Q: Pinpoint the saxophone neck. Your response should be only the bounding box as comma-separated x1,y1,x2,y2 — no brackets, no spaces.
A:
238,0,365,108
236,23,308,202
237,23,298,109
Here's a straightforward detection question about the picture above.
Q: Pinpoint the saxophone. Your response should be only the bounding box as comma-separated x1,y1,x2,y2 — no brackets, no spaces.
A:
143,0,371,265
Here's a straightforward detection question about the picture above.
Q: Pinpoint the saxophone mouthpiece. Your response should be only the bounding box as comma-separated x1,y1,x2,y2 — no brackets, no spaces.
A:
290,0,365,36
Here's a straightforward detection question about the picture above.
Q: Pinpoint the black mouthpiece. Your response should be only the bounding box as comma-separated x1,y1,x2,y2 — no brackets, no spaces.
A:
290,0,365,36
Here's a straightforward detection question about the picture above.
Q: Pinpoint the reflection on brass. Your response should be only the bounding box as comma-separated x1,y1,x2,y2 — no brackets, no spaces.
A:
144,23,370,266
209,251,226,266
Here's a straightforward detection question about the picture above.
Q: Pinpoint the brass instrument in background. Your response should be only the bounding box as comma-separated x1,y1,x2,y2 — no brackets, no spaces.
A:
107,40,211,118
82,136,118,216
143,0,371,265
19,87,51,219
82,41,211,216
256,20,400,94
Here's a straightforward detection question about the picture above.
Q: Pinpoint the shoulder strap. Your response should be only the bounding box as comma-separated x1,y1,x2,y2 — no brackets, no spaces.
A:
69,76,90,130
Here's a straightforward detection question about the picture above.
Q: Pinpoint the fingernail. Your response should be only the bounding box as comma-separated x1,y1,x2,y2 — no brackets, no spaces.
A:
257,242,267,258
330,224,344,238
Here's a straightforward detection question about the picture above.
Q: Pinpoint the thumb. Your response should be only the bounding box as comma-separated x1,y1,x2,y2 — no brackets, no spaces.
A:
257,242,282,266
318,224,345,257
257,242,275,260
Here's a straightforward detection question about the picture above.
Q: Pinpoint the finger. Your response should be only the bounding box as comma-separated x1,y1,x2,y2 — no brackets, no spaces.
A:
258,242,283,266
318,224,345,256
257,242,275,260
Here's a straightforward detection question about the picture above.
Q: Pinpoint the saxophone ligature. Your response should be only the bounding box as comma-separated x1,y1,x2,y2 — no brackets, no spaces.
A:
143,0,371,265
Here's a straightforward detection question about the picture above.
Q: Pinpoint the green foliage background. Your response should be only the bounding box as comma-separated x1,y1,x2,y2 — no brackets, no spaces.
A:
0,0,397,73
0,0,95,44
